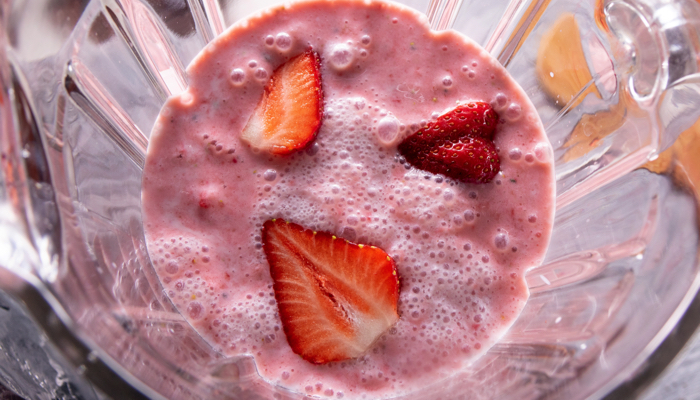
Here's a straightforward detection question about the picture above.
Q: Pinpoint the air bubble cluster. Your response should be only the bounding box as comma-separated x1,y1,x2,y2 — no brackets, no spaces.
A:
237,97,529,381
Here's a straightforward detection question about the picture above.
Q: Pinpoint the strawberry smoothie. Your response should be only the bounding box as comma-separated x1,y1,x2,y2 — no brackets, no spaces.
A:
141,0,555,398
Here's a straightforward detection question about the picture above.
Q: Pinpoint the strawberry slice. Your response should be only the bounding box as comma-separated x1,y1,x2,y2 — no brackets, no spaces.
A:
398,102,501,184
241,51,323,154
262,219,400,364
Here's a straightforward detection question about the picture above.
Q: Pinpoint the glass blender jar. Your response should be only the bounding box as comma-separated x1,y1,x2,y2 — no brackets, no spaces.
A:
2,0,700,398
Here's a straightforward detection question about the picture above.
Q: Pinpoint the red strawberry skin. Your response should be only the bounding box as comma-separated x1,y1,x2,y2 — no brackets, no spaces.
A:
398,102,500,183
241,51,323,154
398,102,497,156
424,136,500,183
262,219,400,364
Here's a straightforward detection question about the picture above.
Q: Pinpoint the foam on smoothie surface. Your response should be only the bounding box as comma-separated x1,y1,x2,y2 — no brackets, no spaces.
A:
141,0,556,398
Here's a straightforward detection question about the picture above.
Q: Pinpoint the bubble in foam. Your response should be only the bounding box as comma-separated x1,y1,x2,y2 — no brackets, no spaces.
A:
493,93,508,110
376,115,399,144
361,35,371,46
328,43,355,71
248,60,258,68
508,148,522,161
528,214,537,223
165,260,179,274
254,68,269,81
463,210,475,222
188,302,204,319
442,76,453,87
230,68,246,85
534,142,552,162
180,91,194,106
505,103,522,121
264,35,275,46
275,32,292,50
306,142,320,156
263,169,277,181
494,232,508,250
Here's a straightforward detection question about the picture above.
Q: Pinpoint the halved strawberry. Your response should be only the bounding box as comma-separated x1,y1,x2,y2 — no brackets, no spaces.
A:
398,102,501,183
241,51,323,154
262,219,400,364
422,136,500,183
398,102,498,158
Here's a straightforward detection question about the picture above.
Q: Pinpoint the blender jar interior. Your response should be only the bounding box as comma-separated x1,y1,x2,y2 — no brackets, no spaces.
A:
2,0,700,398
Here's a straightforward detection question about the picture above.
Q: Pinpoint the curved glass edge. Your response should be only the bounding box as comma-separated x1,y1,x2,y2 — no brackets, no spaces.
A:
0,273,157,400
603,276,700,399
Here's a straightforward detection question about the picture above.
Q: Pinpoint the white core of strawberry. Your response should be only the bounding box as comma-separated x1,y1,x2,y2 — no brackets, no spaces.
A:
290,235,398,352
241,98,268,150
351,312,398,354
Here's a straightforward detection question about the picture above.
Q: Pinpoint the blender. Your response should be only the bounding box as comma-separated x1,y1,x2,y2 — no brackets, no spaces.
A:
2,0,700,398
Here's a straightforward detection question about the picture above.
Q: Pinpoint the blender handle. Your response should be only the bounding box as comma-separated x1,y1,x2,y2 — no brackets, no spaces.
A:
453,0,700,208
603,0,700,102
473,0,700,96
563,0,700,207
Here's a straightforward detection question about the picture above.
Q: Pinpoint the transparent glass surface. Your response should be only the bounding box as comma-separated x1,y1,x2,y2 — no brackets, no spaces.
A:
1,0,700,398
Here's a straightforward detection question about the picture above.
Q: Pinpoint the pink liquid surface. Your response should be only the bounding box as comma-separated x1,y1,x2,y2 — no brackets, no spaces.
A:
142,0,555,397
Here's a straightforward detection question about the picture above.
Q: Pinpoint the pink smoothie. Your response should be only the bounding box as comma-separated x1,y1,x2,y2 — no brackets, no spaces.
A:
141,0,555,398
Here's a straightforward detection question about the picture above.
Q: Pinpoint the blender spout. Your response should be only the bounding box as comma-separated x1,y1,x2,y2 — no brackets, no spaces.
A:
603,0,700,100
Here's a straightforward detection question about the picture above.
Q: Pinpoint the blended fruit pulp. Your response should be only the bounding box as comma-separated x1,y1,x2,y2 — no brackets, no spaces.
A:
141,0,556,398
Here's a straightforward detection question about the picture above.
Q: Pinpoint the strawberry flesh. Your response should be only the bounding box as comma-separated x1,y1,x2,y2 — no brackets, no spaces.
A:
241,51,323,154
262,219,400,364
398,102,500,184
